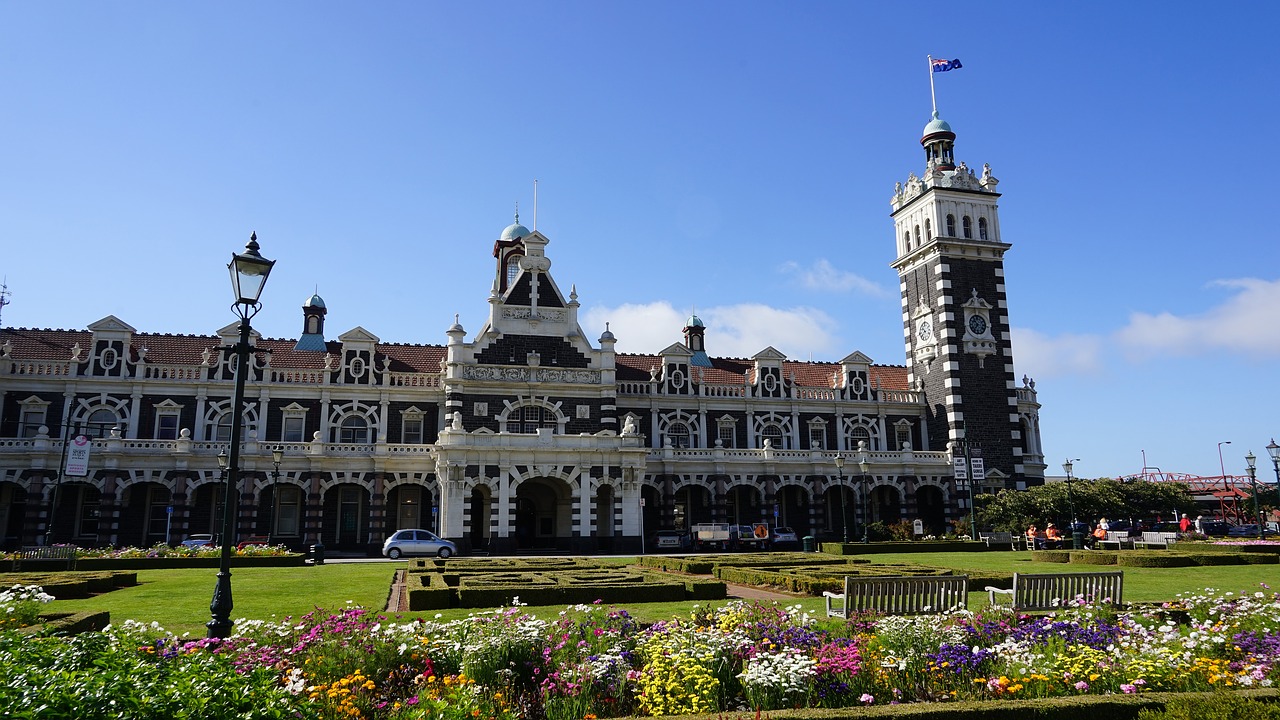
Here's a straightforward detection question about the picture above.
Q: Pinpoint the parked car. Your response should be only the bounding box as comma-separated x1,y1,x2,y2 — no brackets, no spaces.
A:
180,534,215,548
1199,520,1231,536
733,524,770,551
771,526,799,547
653,529,689,551
382,529,457,559
1227,524,1266,538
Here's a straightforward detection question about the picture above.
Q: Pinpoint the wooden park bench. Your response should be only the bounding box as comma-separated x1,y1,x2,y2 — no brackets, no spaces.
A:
824,574,968,618
978,531,1023,550
1096,531,1132,550
985,570,1124,611
14,545,77,571
1133,531,1178,549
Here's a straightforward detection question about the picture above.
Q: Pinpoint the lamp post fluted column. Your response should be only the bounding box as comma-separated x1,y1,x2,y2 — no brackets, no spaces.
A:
858,444,869,544
1246,452,1263,540
835,456,848,544
269,448,283,546
207,233,275,640
1268,439,1280,534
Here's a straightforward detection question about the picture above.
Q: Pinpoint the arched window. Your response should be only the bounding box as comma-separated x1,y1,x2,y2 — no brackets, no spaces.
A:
913,225,920,244
518,405,557,433
211,412,233,442
924,218,932,240
978,217,989,240
847,426,876,452
760,424,785,449
962,216,972,239
946,214,956,237
666,422,692,449
306,316,319,334
339,415,369,444
87,409,120,438
903,231,911,249
505,255,522,288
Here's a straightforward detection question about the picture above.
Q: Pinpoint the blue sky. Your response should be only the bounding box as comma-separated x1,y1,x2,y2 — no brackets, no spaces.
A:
2,2,1278,481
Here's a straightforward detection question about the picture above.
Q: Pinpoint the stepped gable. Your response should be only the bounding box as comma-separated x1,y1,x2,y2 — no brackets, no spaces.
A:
0,327,91,357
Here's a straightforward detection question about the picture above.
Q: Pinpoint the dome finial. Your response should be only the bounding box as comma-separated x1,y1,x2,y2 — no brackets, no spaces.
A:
514,202,519,225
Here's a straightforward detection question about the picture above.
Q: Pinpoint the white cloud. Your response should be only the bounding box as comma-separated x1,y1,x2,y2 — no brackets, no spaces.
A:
1115,278,1280,359
780,259,888,296
583,301,841,359
1011,327,1105,379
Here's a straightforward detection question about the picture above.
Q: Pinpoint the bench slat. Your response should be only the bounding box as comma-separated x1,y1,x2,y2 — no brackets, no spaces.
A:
827,574,968,618
996,571,1123,611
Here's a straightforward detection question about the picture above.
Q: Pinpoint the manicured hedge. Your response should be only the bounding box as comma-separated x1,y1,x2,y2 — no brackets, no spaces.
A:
1031,550,1072,563
19,610,111,636
1070,551,1119,565
1117,553,1196,568
0,571,138,598
820,541,987,555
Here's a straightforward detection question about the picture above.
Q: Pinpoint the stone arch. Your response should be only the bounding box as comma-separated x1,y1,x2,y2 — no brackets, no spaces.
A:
726,483,763,525
201,398,261,442
657,410,701,448
0,481,29,550
512,475,574,550
671,483,712,531
322,482,371,549
915,483,947,535
328,400,379,444
72,394,132,437
49,481,103,545
497,396,567,434
118,481,172,547
867,482,903,526
386,481,434,534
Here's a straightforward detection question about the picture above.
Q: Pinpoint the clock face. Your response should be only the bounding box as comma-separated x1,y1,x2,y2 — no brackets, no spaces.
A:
917,320,933,342
968,315,988,335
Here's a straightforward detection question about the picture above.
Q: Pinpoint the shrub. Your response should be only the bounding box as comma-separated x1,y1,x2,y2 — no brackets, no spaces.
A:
1117,553,1196,568
1137,693,1280,720
1032,550,1072,563
1071,551,1119,565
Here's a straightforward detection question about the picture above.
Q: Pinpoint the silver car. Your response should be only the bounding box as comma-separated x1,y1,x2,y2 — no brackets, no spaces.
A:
382,529,457,559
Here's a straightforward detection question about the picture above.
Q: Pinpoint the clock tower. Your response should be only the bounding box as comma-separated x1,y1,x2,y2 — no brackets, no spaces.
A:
890,111,1042,489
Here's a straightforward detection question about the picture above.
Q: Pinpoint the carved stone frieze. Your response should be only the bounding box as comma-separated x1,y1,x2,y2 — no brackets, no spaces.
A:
461,365,600,384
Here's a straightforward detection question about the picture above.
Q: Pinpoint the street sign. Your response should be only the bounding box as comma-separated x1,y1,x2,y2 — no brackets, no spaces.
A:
971,458,986,481
65,435,92,477
953,457,968,480
166,505,174,514
431,506,438,515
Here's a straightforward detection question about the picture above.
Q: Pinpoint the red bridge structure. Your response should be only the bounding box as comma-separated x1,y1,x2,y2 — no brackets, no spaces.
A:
1116,469,1271,525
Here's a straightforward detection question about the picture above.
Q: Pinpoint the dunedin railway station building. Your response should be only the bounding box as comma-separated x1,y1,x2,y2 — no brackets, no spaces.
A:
0,115,1046,554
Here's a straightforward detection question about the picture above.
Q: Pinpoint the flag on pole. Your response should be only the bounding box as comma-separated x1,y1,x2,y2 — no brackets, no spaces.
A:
931,58,963,73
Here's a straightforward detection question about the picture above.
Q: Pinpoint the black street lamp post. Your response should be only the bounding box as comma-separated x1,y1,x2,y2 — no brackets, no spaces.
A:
834,456,848,544
1268,440,1280,532
269,447,283,545
207,233,276,640
858,449,870,544
958,425,977,537
1063,458,1081,549
1246,451,1264,540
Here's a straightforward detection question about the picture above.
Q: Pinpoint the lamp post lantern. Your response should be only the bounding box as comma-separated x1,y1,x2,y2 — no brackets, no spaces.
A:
858,445,870,544
834,455,848,544
208,233,275,640
1246,451,1264,540
269,447,283,545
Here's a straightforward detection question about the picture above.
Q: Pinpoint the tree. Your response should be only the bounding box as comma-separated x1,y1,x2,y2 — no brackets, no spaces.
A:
976,479,1196,532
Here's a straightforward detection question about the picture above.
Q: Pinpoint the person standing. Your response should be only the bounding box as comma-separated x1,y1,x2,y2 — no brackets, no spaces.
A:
1179,513,1191,534
1195,514,1205,534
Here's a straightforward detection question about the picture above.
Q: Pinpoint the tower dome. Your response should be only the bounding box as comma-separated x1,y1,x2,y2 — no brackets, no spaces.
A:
304,293,326,309
500,212,530,242
922,110,953,136
685,314,704,328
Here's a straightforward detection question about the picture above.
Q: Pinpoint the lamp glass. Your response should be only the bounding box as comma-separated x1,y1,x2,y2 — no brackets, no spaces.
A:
1246,451,1256,470
1267,439,1279,462
834,456,844,469
1062,459,1073,475
217,450,228,469
272,447,284,464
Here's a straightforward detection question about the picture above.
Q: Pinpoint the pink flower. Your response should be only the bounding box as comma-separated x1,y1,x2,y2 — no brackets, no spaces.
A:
860,693,875,705
1074,681,1089,691
1120,684,1136,694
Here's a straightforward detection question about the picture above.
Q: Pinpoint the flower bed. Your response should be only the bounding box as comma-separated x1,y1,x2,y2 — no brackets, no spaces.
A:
1,585,1278,718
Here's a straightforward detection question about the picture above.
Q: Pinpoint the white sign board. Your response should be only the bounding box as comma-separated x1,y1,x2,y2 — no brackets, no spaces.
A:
65,435,92,477
971,458,986,481
952,457,968,480
912,519,924,536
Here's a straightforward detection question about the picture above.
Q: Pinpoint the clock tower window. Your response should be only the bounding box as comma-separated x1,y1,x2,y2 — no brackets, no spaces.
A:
962,216,973,239
946,214,956,237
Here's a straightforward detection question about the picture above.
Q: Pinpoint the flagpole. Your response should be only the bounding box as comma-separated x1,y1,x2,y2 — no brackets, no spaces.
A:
928,55,937,114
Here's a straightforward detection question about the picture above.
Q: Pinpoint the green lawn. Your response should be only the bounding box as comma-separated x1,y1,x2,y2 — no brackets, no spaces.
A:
37,550,1277,636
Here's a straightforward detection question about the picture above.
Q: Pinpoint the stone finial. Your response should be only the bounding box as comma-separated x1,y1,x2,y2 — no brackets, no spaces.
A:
69,342,81,361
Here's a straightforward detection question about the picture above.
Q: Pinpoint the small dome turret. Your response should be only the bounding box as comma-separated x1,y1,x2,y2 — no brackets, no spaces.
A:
304,293,326,309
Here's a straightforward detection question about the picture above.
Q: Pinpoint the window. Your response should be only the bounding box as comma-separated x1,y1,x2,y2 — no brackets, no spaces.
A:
978,217,989,240
349,357,365,378
156,414,180,440
402,416,423,444
283,415,306,442
506,256,521,287
809,426,825,450
306,316,320,334
519,405,557,433
896,425,912,450
666,422,692,448
962,215,972,239
276,486,301,536
87,409,120,438
339,415,370,444
211,412,233,442
760,424,784,449
848,426,873,452
99,348,118,370
925,218,932,240
913,225,920,244
717,421,736,448
20,407,46,438
946,214,956,237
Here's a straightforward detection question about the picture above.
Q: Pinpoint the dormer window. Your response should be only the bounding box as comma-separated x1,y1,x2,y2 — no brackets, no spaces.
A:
349,357,365,378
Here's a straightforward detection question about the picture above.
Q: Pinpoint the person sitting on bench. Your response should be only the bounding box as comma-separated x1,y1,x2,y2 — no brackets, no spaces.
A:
1044,523,1063,549
1089,522,1107,549
1026,524,1044,549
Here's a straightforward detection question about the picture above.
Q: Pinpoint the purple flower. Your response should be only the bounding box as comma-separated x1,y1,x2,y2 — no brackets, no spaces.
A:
860,693,875,705
1074,681,1089,691
1120,684,1136,694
